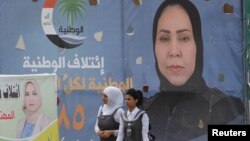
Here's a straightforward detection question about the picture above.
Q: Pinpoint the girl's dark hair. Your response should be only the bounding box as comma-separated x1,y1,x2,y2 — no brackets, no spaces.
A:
126,88,143,107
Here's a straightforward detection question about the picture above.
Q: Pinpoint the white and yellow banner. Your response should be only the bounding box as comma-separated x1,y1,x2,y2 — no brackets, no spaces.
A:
0,74,59,141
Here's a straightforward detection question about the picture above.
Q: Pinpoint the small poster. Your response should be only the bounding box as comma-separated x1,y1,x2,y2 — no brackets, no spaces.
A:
0,74,59,141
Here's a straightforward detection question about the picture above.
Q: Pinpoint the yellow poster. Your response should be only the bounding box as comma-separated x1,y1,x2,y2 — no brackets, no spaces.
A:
0,74,59,141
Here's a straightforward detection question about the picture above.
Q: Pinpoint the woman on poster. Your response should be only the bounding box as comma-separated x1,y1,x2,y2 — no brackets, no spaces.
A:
143,0,245,140
16,79,52,138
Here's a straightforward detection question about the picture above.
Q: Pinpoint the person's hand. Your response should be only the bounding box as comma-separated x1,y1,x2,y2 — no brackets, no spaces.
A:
100,130,113,138
97,130,104,136
98,130,107,138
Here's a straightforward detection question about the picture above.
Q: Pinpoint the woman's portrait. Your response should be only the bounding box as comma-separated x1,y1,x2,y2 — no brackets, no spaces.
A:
143,0,245,140
16,79,52,139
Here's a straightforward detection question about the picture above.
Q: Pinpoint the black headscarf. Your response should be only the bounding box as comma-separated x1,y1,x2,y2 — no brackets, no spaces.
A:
152,0,208,92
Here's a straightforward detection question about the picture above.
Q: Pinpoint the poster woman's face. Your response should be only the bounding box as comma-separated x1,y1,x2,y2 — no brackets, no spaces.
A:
24,82,41,112
155,5,196,86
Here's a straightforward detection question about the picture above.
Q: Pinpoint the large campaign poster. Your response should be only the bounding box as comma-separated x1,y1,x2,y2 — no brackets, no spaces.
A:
0,74,58,141
0,0,246,140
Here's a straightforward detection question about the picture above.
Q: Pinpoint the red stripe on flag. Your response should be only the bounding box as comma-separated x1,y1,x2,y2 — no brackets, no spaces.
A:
43,0,57,8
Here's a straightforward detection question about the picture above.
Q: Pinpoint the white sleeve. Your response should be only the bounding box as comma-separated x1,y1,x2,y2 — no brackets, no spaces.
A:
94,106,102,134
142,113,149,141
113,108,124,136
116,114,124,141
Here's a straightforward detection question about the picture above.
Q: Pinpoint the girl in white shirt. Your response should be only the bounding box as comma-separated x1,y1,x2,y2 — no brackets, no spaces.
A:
95,86,124,141
116,88,149,141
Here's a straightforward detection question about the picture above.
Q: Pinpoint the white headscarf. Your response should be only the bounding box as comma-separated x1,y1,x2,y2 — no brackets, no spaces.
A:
101,86,123,115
